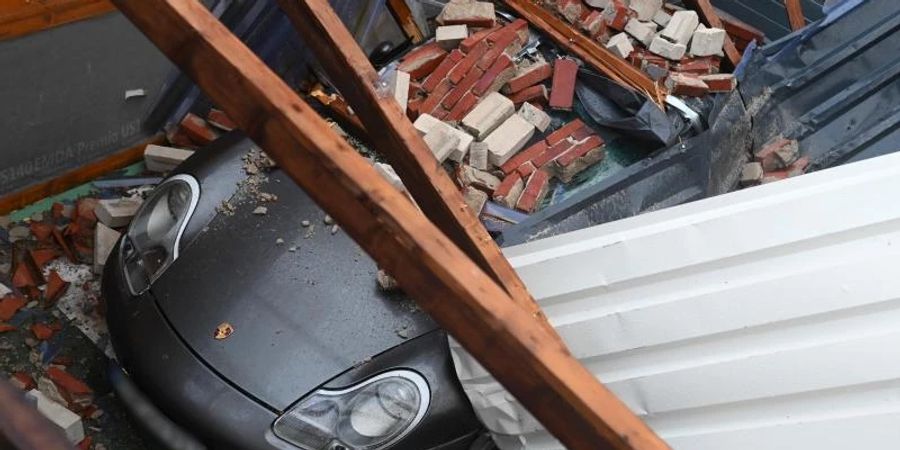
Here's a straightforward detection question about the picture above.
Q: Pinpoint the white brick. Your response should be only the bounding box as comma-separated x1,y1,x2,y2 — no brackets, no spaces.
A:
459,165,502,191
606,32,635,59
652,9,671,27
387,69,411,113
690,25,726,57
629,0,662,20
624,19,658,46
94,222,121,275
463,187,488,215
424,127,460,163
584,0,610,8
469,142,489,170
461,92,515,140
517,102,551,132
413,113,473,160
26,390,85,444
144,144,194,173
435,25,468,49
649,34,687,60
94,198,143,228
483,114,535,167
660,10,699,45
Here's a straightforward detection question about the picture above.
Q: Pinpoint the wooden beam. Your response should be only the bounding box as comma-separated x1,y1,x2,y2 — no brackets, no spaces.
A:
785,0,806,31
386,0,424,44
0,379,74,450
308,84,370,142
277,0,554,330
681,0,742,66
714,7,766,50
0,134,164,215
502,0,665,106
0,0,116,41
108,2,671,449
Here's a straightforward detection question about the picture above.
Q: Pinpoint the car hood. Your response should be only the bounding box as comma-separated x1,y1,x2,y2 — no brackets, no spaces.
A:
151,156,437,412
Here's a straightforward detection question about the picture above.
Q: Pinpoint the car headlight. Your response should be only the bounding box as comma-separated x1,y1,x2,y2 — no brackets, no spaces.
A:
273,370,430,450
120,174,200,296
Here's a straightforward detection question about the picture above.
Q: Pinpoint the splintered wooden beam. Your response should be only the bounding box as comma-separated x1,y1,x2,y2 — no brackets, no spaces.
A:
785,0,806,31
682,0,742,66
387,0,424,44
277,0,554,330
502,0,665,106
110,1,670,449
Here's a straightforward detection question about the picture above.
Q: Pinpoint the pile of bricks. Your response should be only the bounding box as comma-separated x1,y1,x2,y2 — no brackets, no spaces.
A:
740,137,808,187
542,0,738,97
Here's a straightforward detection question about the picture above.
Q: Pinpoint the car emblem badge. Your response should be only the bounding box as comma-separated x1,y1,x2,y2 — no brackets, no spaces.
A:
214,322,234,340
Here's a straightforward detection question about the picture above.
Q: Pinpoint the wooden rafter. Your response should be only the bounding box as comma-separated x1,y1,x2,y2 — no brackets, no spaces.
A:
682,0,743,66
277,0,554,331
502,0,666,106
109,1,671,448
0,0,116,41
386,0,424,44
785,0,806,31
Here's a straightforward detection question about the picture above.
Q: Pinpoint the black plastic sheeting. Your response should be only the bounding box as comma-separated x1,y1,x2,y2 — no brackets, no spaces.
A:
500,88,750,245
740,0,900,171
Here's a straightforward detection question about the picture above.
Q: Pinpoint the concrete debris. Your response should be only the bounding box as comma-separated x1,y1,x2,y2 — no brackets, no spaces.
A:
301,220,311,227
376,269,399,291
436,0,496,28
436,24,469,49
468,142,490,171
424,126,461,163
660,10,700,46
94,198,142,228
629,0,663,21
323,215,335,225
252,206,268,215
690,24,726,57
625,19,657,47
275,238,285,245
517,102,551,132
740,162,764,187
330,225,340,235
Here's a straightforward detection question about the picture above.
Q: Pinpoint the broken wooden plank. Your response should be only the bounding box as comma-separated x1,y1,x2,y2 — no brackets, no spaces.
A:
0,0,116,41
682,0,742,66
785,0,806,31
277,0,554,329
0,378,74,450
502,0,665,105
387,0,424,44
0,134,164,215
308,84,370,141
109,1,671,449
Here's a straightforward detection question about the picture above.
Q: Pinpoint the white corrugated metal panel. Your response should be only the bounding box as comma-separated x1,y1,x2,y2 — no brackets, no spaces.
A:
450,151,900,449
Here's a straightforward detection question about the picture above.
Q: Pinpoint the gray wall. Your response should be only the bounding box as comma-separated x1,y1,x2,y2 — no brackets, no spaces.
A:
0,12,174,195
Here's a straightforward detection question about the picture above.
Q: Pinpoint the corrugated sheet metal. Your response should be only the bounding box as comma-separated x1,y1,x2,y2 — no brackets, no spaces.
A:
451,150,900,449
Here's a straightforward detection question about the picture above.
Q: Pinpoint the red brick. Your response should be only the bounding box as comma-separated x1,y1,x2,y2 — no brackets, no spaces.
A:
30,248,59,270
449,40,488,84
505,61,553,94
431,107,450,121
603,0,631,31
533,139,575,167
77,437,93,450
44,270,70,307
556,136,604,166
423,49,464,92
407,97,423,120
516,161,537,177
10,372,36,391
408,81,424,99
516,170,551,213
29,221,53,242
493,172,523,201
699,74,737,92
505,19,530,46
437,1,496,28
447,91,480,121
754,137,799,171
207,108,236,131
460,26,499,53
478,31,518,70
399,43,448,79
51,202,67,220
442,67,483,109
509,84,549,106
549,58,578,110
472,55,513,96
180,113,218,145
12,264,37,289
501,141,548,174
0,323,15,333
47,367,92,396
675,56,721,75
570,125,596,142
0,295,26,322
787,156,810,176
31,323,55,341
666,73,709,97
581,10,606,38
420,78,453,113
545,119,586,146
558,0,583,24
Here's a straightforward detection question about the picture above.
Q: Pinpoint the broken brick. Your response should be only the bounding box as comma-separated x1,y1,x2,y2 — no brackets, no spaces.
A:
52,228,78,263
179,113,218,146
505,60,552,95
458,165,502,192
442,66,484,110
754,137,800,171
581,10,606,37
0,323,15,333
545,119,586,146
12,263,38,289
493,172,525,209
462,186,489,215
549,58,579,111
516,161,538,177
473,54,513,96
32,323,55,341
606,32,635,59
675,56,721,75
515,170,551,213
533,139,576,168
501,140,548,174
420,78,454,114
46,367,93,410
666,73,709,97
449,40,488,84
446,91,480,121
29,248,59,270
29,222,54,242
699,73,737,92
460,25,499,52
207,108,237,131
509,84,549,106
603,0,632,31
739,162,764,187
477,33,518,72
44,271,70,307
551,137,606,182
518,102,552,132
422,49,464,92
10,372,36,391
399,43,448,79
0,295,26,321
558,0,584,23
437,0,496,28
51,202,68,221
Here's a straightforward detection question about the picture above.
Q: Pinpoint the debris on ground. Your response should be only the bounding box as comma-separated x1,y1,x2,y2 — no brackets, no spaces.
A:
740,137,807,187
